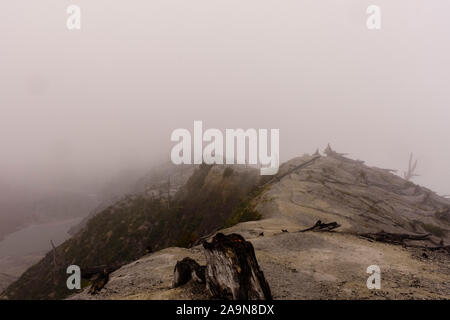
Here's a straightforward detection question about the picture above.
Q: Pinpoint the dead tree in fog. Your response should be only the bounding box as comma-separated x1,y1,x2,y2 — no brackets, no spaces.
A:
324,143,348,157
404,153,419,181
50,240,58,270
167,176,171,209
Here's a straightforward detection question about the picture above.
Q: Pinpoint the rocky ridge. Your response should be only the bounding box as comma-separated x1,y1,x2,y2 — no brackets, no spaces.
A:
68,151,450,300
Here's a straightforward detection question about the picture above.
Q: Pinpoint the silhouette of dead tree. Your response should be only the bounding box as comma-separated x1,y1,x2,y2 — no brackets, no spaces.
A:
404,153,419,181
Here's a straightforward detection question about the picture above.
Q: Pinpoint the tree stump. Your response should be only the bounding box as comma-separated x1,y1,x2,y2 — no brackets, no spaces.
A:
202,233,272,300
173,257,205,287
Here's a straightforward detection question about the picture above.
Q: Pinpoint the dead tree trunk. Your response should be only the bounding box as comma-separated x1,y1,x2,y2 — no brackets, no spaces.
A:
50,240,57,270
404,153,419,181
173,257,205,287
202,233,272,300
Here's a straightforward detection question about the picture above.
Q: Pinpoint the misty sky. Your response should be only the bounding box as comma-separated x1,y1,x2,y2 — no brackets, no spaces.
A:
0,1,449,195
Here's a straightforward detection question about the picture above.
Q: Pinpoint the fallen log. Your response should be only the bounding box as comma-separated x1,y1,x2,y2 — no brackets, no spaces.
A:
358,231,431,245
173,257,206,287
202,233,272,300
299,220,341,232
404,244,450,253
426,245,450,253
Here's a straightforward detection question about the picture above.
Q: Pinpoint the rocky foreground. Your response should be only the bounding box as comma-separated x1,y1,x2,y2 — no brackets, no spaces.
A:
69,153,450,300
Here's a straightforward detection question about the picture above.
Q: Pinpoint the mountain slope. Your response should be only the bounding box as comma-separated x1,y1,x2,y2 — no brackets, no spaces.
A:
1,164,262,299
69,153,450,300
68,163,197,236
3,153,450,300
258,154,450,241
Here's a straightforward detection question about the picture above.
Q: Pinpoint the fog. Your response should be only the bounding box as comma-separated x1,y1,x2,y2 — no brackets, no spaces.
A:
1,0,449,205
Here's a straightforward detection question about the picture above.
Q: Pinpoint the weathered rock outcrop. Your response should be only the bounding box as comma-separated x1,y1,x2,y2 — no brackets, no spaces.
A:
202,233,272,300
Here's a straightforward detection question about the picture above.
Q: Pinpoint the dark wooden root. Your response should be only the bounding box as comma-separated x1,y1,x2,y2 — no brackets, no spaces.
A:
173,257,206,288
202,233,272,300
299,220,341,232
357,231,450,254
79,264,123,295
88,271,110,295
425,245,450,253
300,221,446,254
358,231,431,245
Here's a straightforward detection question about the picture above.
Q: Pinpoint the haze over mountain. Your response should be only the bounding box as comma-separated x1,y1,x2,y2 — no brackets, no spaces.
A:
2,151,449,300
1,0,450,299
1,1,450,204
0,166,153,291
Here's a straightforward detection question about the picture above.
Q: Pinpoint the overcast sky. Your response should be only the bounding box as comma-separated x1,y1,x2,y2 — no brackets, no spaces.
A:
0,0,449,195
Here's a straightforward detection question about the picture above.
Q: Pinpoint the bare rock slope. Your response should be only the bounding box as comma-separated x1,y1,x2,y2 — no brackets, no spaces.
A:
70,153,450,300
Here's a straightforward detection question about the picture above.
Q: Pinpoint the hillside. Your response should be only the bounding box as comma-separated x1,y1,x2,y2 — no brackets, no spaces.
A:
3,151,450,300
68,163,197,236
1,164,262,299
69,152,449,300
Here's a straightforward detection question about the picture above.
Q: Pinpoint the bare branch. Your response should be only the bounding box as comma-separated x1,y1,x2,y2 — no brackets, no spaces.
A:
404,153,419,181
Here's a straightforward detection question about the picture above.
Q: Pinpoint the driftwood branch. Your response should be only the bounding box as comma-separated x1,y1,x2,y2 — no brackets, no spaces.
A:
424,245,450,253
299,220,341,232
358,231,450,253
358,231,431,245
